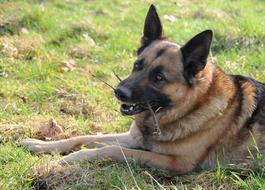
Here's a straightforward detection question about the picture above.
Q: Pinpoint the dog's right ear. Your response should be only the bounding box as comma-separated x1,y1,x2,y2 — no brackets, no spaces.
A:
137,4,163,55
181,30,213,86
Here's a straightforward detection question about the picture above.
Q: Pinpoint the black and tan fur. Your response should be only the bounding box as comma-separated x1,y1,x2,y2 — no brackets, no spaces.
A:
20,5,265,174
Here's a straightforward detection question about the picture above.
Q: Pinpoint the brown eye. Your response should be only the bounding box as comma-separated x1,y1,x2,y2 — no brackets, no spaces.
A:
149,66,167,84
156,74,163,81
154,73,165,83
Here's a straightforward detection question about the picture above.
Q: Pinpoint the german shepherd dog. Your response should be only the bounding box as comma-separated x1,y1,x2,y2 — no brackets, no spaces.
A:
20,5,265,174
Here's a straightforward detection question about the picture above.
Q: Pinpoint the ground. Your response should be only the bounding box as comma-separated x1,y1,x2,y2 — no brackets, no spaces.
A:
0,0,265,189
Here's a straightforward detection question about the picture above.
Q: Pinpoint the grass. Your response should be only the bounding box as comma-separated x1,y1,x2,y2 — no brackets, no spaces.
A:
0,0,264,189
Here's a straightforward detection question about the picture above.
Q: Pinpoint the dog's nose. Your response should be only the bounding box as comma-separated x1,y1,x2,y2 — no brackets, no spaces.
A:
115,86,132,101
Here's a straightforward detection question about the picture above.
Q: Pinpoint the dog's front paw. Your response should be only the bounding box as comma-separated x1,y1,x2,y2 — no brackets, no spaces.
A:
19,138,52,153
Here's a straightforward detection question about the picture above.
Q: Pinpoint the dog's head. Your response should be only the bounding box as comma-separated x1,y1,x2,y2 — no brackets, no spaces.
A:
115,5,213,116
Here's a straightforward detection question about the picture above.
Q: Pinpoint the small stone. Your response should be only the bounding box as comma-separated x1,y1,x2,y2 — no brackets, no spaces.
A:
163,15,177,22
83,33,96,47
20,27,29,34
60,59,75,72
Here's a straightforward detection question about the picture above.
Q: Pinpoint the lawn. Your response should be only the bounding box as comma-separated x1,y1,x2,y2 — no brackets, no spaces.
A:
0,0,265,189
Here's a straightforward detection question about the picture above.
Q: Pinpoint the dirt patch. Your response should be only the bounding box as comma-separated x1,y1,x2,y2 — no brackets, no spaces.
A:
35,119,65,141
30,160,95,190
69,44,91,59
0,34,44,60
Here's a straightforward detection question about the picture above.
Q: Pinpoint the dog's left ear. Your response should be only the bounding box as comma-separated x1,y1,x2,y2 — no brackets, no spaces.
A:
181,30,213,85
137,4,163,54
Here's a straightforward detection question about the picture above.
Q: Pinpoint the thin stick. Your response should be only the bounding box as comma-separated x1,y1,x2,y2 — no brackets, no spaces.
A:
147,103,161,135
155,107,163,114
88,71,116,90
115,138,141,190
144,171,166,190
112,71,122,82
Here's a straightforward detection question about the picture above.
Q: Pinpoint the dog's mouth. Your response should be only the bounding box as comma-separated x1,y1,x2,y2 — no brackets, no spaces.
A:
120,102,163,116
120,103,147,115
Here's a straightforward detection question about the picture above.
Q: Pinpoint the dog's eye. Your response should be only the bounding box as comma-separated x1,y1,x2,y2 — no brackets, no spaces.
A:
133,60,143,71
149,66,167,84
154,73,165,83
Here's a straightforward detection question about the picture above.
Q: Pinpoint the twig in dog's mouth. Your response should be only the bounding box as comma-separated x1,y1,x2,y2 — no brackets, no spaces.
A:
147,102,161,135
89,71,116,90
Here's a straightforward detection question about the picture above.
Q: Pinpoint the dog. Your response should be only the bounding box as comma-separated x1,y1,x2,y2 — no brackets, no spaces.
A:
20,5,265,174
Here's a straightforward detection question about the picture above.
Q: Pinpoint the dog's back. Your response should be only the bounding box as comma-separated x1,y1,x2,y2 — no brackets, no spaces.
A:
199,71,265,169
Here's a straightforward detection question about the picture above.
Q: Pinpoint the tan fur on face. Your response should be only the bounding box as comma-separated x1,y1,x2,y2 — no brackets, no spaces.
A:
136,43,218,141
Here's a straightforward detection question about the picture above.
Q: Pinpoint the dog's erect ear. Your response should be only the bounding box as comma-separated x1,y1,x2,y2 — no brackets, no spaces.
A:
143,4,163,41
137,4,163,54
181,30,213,85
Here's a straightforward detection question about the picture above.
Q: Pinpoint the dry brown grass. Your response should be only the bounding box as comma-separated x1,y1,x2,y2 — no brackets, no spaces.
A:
30,159,95,190
0,34,44,60
69,44,91,59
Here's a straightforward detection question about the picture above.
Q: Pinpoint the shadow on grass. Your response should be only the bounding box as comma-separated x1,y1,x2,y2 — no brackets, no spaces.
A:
212,31,265,54
0,13,44,36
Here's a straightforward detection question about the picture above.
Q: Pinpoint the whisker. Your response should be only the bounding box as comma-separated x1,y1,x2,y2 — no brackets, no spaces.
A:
112,71,122,82
89,71,116,90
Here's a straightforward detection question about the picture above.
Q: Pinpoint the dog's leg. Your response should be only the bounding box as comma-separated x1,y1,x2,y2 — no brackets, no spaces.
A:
19,123,143,154
60,145,194,174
